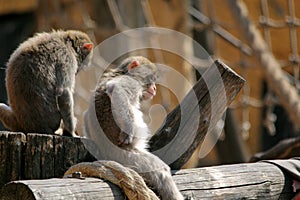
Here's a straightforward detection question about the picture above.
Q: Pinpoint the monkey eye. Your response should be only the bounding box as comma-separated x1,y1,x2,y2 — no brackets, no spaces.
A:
145,75,157,83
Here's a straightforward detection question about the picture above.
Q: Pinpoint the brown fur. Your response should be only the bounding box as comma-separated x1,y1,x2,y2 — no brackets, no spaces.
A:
0,30,93,136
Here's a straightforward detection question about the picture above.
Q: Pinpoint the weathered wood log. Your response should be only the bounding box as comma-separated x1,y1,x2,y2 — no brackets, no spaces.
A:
150,60,245,169
0,162,295,199
0,131,97,188
0,132,25,187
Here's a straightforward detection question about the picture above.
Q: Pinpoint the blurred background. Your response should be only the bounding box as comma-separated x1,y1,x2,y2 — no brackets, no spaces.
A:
0,0,300,168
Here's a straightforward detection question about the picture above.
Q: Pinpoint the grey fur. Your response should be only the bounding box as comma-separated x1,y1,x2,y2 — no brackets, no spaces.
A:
84,56,183,199
0,30,93,136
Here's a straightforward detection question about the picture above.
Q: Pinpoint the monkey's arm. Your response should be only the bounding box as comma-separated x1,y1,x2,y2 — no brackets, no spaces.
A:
56,88,77,136
106,80,140,146
55,60,77,136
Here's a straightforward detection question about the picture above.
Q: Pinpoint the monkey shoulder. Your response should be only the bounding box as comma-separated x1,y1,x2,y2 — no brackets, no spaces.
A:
8,32,75,68
105,76,143,98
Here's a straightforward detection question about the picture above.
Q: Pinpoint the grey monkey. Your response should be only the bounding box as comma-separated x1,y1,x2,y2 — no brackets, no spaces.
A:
0,30,93,136
83,56,184,200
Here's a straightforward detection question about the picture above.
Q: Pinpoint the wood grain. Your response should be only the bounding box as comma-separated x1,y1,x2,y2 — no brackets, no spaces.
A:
1,162,294,199
150,60,245,169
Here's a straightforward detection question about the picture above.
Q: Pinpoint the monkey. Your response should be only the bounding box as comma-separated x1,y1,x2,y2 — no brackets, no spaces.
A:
83,56,184,200
0,30,93,137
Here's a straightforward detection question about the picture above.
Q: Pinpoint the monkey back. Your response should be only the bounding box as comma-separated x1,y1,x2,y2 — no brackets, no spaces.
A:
4,30,91,134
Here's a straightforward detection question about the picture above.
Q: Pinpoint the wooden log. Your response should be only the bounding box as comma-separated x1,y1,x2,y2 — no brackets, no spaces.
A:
0,162,295,199
150,60,245,169
0,131,96,188
0,132,25,187
24,134,95,179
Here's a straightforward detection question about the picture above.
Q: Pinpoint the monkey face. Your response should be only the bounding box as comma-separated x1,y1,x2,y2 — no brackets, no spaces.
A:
125,57,158,100
130,67,158,100
142,83,156,100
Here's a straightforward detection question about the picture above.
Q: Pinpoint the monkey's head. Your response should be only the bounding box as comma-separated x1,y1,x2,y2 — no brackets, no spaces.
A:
120,56,159,100
64,30,93,73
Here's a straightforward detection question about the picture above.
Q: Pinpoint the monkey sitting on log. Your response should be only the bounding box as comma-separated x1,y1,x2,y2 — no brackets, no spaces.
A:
83,56,184,200
0,30,93,137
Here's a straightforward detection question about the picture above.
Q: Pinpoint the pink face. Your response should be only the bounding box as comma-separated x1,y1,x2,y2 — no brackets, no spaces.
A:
127,58,158,100
143,84,156,100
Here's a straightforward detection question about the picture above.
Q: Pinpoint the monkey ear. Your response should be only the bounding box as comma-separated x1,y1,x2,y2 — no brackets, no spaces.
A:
82,43,93,51
127,60,140,71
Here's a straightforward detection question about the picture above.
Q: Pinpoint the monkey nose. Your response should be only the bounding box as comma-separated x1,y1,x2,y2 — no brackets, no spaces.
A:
150,85,156,96
152,84,156,91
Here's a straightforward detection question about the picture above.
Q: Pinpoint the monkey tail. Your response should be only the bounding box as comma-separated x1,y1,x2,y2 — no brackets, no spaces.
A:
0,103,21,131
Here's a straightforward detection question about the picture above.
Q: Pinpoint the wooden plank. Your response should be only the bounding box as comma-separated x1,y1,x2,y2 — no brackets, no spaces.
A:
1,162,295,199
0,132,25,188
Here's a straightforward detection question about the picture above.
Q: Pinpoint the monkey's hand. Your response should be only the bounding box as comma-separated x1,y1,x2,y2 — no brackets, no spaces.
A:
118,131,133,147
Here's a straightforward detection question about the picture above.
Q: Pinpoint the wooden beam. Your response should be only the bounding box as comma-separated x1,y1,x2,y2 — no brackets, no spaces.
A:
150,60,245,169
0,162,295,199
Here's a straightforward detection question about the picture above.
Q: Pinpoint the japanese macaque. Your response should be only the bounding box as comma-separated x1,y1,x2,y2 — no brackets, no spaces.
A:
0,30,93,136
83,56,184,200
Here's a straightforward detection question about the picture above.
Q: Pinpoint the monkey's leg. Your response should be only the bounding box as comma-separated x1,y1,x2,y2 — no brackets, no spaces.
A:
0,103,21,131
128,152,184,200
141,162,184,200
56,89,77,137
142,171,183,200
